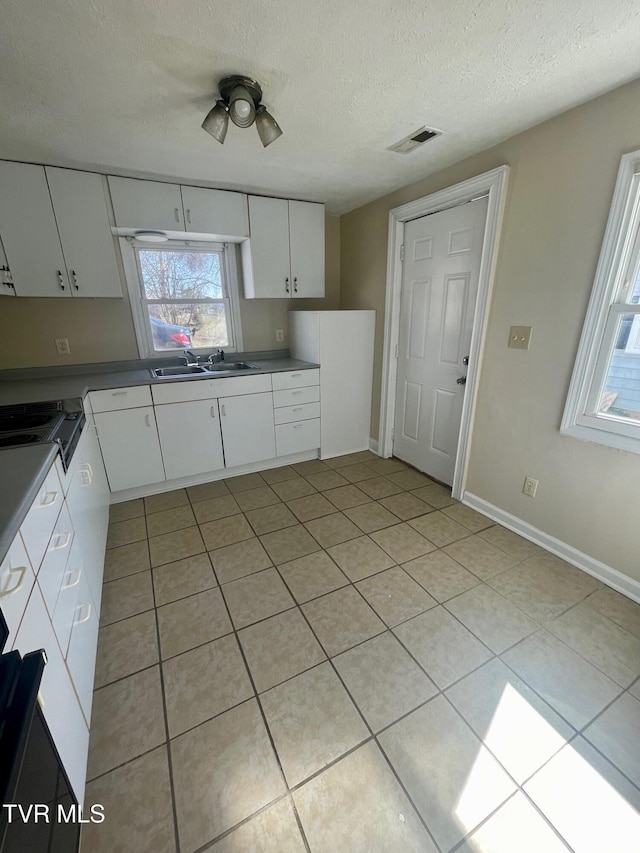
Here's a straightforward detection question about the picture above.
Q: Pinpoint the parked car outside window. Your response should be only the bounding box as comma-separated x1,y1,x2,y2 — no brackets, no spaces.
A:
149,315,192,349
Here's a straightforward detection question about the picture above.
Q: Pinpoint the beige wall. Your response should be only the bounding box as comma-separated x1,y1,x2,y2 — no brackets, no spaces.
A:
0,213,340,369
341,78,640,582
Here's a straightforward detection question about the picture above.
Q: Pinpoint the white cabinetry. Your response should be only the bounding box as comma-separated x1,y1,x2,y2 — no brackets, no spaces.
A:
219,391,276,468
290,310,375,458
242,196,325,299
0,533,35,642
155,399,224,480
0,161,121,298
272,369,321,457
45,167,122,297
91,386,165,492
108,176,249,238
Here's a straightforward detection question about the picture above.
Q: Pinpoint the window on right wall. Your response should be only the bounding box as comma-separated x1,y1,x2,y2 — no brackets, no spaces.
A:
562,149,640,454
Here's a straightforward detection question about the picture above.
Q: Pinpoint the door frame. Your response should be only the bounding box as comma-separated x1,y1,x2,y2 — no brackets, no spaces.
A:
379,165,510,499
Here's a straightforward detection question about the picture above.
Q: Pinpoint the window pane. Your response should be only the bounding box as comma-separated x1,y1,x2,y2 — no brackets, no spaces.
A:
138,250,223,300
599,313,640,422
149,303,229,351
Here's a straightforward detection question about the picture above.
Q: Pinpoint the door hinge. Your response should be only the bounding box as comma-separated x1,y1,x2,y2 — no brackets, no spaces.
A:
400,244,405,262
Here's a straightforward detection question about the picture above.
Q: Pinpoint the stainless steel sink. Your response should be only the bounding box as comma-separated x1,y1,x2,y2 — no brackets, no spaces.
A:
204,362,260,372
151,365,209,378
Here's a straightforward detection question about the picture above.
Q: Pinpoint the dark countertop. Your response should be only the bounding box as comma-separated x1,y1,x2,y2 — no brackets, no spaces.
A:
0,443,59,565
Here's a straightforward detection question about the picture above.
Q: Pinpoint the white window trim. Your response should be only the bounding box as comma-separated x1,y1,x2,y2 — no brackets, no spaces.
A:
119,237,244,359
561,149,640,453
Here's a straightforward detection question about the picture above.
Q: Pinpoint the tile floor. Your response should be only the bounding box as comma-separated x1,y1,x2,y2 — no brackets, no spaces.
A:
80,451,640,853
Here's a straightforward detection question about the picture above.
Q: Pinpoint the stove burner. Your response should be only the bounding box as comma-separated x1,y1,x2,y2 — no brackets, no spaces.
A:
0,413,56,431
0,433,41,447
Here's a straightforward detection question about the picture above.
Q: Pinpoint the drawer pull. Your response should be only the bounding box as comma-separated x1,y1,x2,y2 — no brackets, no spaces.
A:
111,391,128,396
293,424,304,429
63,568,81,589
74,602,92,625
292,407,303,412
290,373,302,378
0,566,27,599
40,490,58,507
292,390,303,396
52,531,72,551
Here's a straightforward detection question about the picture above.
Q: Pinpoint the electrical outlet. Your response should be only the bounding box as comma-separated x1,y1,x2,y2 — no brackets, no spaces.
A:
508,325,532,350
55,338,71,355
275,329,284,342
523,476,538,498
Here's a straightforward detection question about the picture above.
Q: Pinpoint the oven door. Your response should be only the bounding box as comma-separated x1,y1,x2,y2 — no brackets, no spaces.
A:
0,650,80,853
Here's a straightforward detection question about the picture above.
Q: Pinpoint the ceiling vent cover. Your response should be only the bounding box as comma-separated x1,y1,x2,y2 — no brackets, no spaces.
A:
387,126,442,154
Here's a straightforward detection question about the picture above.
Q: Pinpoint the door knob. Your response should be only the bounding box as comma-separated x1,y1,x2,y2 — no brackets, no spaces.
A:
463,356,469,365
457,375,467,386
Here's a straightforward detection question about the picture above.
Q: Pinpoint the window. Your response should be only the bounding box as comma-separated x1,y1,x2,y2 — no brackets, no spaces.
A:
562,149,640,453
121,239,243,357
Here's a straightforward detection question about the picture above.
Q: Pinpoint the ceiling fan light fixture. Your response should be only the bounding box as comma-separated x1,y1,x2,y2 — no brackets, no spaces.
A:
202,75,283,146
201,99,229,143
255,105,283,148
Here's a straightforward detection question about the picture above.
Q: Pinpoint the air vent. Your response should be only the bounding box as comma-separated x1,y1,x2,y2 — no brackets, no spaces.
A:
387,126,442,154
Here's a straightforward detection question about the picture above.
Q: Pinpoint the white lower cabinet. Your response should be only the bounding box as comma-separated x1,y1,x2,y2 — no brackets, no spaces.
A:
0,532,35,644
12,584,90,803
219,392,276,468
94,405,165,491
65,569,99,726
275,419,321,456
155,398,224,480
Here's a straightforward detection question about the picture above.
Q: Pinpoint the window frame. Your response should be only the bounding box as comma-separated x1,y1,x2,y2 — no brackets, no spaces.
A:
561,149,640,454
119,237,244,359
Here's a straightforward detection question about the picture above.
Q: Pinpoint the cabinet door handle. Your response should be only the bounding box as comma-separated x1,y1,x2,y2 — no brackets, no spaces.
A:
56,270,65,291
0,566,27,599
145,413,151,427
285,277,290,293
292,407,303,412
52,531,72,551
293,277,298,293
210,405,216,418
186,209,191,224
174,207,180,223
71,270,79,291
63,568,81,589
74,602,91,625
221,404,226,417
40,490,58,508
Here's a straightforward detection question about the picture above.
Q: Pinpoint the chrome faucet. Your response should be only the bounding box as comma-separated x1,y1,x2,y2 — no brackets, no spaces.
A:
182,350,200,365
208,349,225,364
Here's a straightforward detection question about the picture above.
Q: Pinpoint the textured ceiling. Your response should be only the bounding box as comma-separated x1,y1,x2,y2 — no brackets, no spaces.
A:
1,0,639,214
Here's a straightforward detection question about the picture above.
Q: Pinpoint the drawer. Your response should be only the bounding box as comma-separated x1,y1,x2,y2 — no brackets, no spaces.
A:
0,533,35,644
273,385,320,408
66,570,99,726
152,378,222,405
211,373,272,396
274,402,321,425
20,463,63,571
272,369,319,391
38,502,74,620
52,537,83,656
275,419,321,456
89,385,152,412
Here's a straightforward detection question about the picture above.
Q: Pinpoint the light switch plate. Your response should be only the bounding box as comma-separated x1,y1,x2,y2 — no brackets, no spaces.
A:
508,325,532,350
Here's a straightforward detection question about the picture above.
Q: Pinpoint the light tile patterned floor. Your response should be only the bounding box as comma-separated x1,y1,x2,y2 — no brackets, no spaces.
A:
81,452,640,853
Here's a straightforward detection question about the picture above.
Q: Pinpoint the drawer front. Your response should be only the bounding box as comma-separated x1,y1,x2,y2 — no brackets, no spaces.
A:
274,402,321,425
20,463,63,571
66,570,99,726
38,502,74,619
273,385,320,408
272,368,319,391
89,385,152,412
275,419,321,456
0,533,35,643
52,537,83,656
212,373,272,397
152,378,221,405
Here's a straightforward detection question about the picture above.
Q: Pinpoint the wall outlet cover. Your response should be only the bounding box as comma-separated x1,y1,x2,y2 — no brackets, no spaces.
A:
275,329,284,342
508,325,532,349
55,338,71,355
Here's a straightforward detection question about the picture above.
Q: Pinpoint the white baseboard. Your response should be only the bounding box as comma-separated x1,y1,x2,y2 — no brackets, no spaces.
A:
369,437,380,455
463,492,640,604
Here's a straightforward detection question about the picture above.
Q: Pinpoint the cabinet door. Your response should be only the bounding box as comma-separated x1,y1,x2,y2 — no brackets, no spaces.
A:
155,399,224,480
219,392,276,468
289,200,325,298
0,161,70,297
0,534,35,644
181,186,249,237
65,570,99,726
108,176,185,231
94,407,165,492
243,196,291,298
0,235,15,296
46,168,122,298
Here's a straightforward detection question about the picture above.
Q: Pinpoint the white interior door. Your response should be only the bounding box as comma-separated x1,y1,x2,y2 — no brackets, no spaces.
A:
393,197,488,485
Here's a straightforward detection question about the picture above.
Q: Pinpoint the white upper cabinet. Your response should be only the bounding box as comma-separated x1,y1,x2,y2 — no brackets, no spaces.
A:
181,186,249,237
108,176,249,238
0,161,70,297
242,196,325,299
46,167,122,297
108,176,185,231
